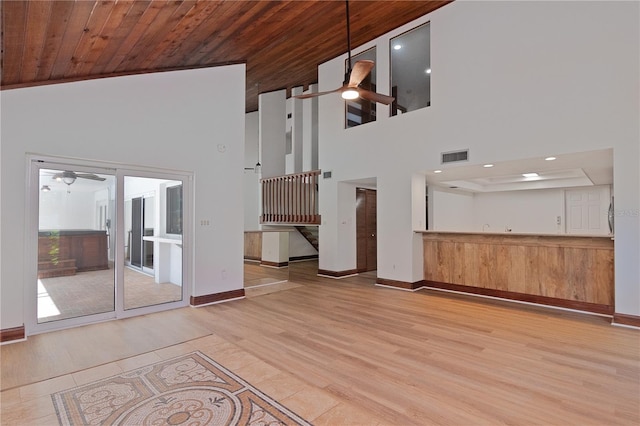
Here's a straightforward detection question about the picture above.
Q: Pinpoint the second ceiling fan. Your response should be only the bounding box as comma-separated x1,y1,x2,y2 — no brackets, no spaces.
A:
295,0,395,105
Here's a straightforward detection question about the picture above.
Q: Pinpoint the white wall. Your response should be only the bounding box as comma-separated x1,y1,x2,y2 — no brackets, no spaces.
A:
244,111,260,230
285,87,304,174
430,185,612,235
317,1,639,315
472,188,565,234
302,84,319,172
39,190,98,230
259,90,286,179
430,189,474,231
1,65,246,330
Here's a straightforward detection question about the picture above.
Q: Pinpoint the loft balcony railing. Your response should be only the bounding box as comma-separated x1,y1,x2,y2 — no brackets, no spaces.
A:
260,170,321,225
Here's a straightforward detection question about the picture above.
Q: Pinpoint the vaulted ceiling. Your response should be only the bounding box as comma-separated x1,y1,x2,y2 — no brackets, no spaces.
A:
1,1,451,112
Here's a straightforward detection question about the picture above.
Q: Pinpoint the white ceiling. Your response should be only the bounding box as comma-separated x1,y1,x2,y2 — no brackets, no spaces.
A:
426,148,613,192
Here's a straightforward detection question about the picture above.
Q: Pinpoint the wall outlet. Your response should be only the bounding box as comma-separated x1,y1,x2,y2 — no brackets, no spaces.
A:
556,216,562,225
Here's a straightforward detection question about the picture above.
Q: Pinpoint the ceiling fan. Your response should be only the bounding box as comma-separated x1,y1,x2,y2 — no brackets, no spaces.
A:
52,170,106,186
294,0,395,105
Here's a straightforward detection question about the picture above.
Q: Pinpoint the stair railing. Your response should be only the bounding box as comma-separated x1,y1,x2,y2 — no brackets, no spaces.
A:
260,170,321,224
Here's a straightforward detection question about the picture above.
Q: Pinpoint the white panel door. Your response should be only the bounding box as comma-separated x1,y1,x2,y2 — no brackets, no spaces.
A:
565,186,611,235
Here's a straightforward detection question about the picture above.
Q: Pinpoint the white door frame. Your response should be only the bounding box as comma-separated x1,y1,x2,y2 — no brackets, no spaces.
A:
25,155,193,335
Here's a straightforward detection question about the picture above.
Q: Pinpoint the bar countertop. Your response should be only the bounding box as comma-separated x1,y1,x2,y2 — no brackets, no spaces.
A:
414,230,614,239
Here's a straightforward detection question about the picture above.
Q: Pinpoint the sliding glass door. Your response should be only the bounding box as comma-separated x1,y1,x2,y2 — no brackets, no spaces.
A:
123,175,183,311
36,165,116,325
28,158,190,334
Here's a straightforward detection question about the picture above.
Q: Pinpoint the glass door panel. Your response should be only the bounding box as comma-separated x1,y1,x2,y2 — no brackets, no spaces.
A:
123,176,183,310
37,168,116,324
143,196,155,272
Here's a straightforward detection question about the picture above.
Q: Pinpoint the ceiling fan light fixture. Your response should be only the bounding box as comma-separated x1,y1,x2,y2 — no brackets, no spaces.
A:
341,88,359,100
41,185,51,192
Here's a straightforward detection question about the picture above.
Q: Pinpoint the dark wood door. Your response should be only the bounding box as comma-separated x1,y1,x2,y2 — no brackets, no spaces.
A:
356,188,377,272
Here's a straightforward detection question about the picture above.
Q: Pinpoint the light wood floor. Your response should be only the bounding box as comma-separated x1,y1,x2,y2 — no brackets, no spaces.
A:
2,261,639,425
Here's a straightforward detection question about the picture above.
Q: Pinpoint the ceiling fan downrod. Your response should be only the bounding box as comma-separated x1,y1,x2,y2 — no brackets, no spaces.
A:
345,0,353,79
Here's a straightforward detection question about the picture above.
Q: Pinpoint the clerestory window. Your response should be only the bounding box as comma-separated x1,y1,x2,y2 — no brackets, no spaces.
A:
390,22,431,116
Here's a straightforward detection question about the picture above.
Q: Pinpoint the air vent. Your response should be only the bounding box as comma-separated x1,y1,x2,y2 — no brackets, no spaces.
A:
441,149,469,164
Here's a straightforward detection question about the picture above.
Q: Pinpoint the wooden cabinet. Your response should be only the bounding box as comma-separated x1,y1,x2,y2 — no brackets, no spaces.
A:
244,232,262,261
38,230,109,277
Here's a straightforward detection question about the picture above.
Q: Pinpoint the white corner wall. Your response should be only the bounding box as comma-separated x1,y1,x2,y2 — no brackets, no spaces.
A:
244,111,260,230
259,90,286,179
317,1,639,315
1,65,246,330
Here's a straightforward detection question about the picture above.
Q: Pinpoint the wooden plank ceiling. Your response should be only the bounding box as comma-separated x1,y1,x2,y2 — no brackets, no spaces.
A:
1,0,451,112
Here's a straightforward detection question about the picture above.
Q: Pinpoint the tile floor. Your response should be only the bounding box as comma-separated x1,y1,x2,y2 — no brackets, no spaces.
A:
38,267,182,323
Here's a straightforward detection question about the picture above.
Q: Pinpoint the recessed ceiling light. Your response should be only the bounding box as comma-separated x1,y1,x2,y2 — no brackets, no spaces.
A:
393,44,402,50
425,68,432,74
433,170,442,174
522,172,539,178
483,164,494,168
545,156,557,161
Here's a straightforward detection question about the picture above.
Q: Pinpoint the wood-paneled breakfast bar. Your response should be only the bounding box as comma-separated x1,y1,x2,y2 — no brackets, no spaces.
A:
419,231,614,314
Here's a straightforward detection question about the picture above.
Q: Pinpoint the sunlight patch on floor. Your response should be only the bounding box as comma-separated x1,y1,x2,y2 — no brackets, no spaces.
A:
37,279,61,319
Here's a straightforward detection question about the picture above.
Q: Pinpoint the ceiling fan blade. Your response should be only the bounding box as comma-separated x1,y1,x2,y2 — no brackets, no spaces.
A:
348,60,374,87
51,171,76,180
293,87,343,99
358,89,395,105
76,173,106,181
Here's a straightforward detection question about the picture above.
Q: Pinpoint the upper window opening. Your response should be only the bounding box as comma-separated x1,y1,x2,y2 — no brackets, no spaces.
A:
390,22,431,116
345,48,377,128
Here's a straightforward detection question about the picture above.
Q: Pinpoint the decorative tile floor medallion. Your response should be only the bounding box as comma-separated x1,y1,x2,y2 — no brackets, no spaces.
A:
52,351,311,426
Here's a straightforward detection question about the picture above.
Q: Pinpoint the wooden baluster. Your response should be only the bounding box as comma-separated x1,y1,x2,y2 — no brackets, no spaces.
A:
299,174,303,223
267,179,271,222
260,179,264,223
308,174,312,224
285,176,288,223
269,179,273,222
300,173,309,223
288,176,292,223
313,172,316,223
263,179,267,223
280,178,287,222
311,173,316,224
265,178,268,223
274,178,278,222
269,178,272,222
